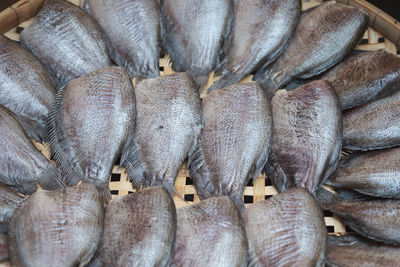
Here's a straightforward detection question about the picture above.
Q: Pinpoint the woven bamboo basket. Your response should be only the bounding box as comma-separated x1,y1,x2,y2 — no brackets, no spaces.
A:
1,0,399,246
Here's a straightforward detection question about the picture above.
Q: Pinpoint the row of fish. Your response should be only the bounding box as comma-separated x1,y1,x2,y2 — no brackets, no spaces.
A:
4,182,398,266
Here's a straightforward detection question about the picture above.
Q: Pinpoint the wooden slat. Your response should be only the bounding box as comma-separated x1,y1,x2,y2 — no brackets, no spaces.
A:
0,0,43,34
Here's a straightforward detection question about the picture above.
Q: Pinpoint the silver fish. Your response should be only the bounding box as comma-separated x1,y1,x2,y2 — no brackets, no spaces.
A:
326,235,400,267
8,183,104,267
208,0,301,93
162,0,233,91
0,105,62,195
190,82,271,210
244,188,327,267
20,0,112,88
319,49,400,110
49,66,135,201
83,0,161,79
0,183,25,234
254,1,368,98
172,197,248,266
0,35,55,142
266,80,342,195
318,188,400,244
99,187,176,267
121,73,201,195
343,90,400,150
326,147,400,199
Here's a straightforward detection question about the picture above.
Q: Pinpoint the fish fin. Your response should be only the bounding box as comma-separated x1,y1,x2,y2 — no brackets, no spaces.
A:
48,87,83,186
335,189,377,201
96,181,111,204
15,117,45,143
120,141,146,189
253,75,279,100
38,164,66,191
207,71,243,93
263,154,288,193
188,143,215,199
229,195,245,214
5,176,37,195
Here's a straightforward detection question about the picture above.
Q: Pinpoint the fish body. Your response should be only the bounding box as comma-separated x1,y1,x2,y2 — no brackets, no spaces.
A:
318,188,400,244
49,66,135,200
244,188,327,267
319,49,400,110
190,83,272,210
254,1,368,98
8,183,104,267
266,80,342,195
343,90,400,150
208,0,301,92
0,35,55,142
121,73,201,195
326,235,400,267
83,0,161,79
0,105,62,195
0,183,25,234
162,0,233,91
326,147,400,199
99,187,176,267
172,197,248,266
20,0,112,88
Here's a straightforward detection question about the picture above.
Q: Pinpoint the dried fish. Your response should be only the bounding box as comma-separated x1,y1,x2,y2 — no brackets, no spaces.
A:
244,188,327,267
0,183,25,234
162,0,233,91
0,35,55,142
208,0,301,92
8,183,104,267
343,89,400,150
99,187,176,267
266,80,342,195
0,105,62,195
21,0,112,88
190,82,271,210
172,197,248,266
326,147,400,199
83,0,161,79
254,1,368,98
121,73,201,195
49,66,135,200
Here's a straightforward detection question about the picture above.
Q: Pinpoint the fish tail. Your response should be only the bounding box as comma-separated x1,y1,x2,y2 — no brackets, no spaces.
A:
187,71,210,95
97,181,112,204
316,187,340,209
207,71,243,94
254,74,279,100
38,164,66,191
229,194,246,214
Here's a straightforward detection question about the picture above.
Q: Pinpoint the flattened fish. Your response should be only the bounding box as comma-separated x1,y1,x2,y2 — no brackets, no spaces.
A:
21,0,112,87
0,105,62,195
162,0,232,91
208,0,301,92
326,147,400,199
172,197,247,266
326,235,400,267
83,0,161,79
266,80,342,195
343,90,400,150
8,183,104,267
99,187,176,267
190,83,271,210
0,183,25,234
318,188,400,244
0,35,55,142
121,73,201,195
254,1,368,98
49,66,135,200
0,234,8,263
244,188,327,267
319,49,400,110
